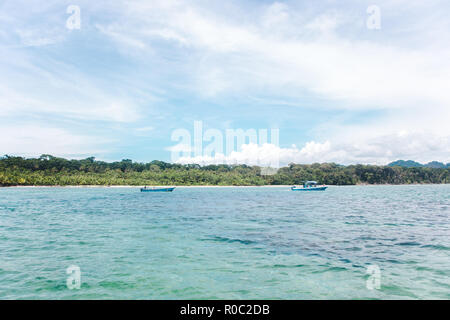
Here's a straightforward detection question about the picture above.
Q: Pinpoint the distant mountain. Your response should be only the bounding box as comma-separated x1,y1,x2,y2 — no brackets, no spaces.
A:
388,160,423,168
424,161,447,168
388,160,449,168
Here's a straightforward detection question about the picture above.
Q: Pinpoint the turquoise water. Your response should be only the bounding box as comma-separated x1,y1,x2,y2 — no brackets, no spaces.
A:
0,185,449,299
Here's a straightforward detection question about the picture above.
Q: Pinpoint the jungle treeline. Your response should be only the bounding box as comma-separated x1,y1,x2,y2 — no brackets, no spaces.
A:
0,155,449,186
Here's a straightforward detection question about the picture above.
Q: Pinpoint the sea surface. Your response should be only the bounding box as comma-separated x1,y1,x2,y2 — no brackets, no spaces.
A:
0,185,449,299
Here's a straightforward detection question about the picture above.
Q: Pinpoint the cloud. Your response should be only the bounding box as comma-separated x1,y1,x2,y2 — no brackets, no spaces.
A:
0,46,143,123
261,2,289,29
174,130,450,166
0,125,111,158
134,126,154,132
166,144,192,153
96,24,147,50
173,142,333,167
0,0,449,162
133,126,155,137
174,142,332,167
14,27,64,47
95,0,450,111
96,1,450,147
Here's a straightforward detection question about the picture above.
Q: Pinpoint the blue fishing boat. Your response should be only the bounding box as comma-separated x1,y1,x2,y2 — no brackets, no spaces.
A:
291,181,327,191
140,186,176,192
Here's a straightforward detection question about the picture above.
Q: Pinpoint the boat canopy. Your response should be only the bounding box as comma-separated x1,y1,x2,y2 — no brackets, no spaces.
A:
303,181,318,187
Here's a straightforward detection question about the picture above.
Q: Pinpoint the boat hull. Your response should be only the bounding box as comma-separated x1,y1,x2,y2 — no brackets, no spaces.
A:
140,187,175,192
291,186,327,191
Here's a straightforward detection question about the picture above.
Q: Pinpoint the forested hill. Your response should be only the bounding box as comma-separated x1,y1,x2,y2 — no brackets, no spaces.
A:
388,160,450,168
0,155,449,186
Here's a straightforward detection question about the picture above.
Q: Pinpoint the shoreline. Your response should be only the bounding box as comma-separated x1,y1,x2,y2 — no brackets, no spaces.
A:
1,185,292,188
1,184,449,188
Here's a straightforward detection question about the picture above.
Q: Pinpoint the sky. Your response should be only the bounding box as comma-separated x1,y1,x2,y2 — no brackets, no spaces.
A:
0,0,449,166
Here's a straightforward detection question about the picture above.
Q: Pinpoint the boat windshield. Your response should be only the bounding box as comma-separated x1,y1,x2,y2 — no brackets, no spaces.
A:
303,181,318,187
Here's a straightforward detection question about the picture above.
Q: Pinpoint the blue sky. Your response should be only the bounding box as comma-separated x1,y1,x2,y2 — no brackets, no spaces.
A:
1,0,449,165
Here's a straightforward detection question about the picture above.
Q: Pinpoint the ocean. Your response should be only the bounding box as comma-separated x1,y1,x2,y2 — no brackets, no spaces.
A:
0,185,449,299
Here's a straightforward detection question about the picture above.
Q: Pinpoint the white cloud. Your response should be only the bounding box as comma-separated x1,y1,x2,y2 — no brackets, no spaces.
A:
1,0,449,162
0,47,143,123
134,126,154,132
15,28,64,47
0,125,110,158
166,144,192,153
96,24,147,49
96,0,450,111
305,12,342,34
175,142,332,167
261,2,289,29
175,130,450,166
95,0,449,164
